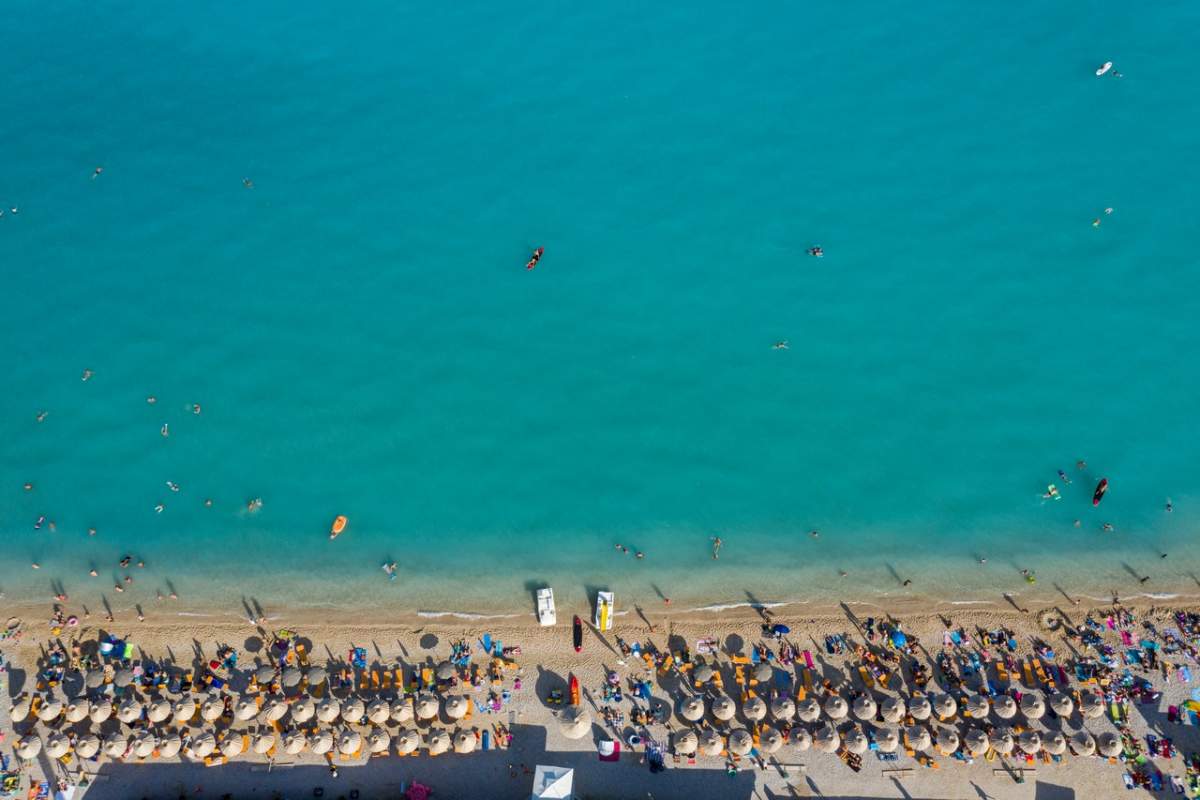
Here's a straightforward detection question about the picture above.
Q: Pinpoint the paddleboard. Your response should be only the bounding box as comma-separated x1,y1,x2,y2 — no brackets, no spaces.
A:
1096,61,1113,76
572,615,583,653
1093,478,1108,506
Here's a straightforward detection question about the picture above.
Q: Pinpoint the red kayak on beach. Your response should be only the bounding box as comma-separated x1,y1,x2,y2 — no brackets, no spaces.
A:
1093,478,1109,506
572,615,583,653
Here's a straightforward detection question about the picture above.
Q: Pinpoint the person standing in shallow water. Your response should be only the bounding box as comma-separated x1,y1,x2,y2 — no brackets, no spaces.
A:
711,536,722,559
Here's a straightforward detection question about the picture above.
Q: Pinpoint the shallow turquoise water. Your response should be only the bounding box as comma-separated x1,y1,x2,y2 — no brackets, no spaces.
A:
2,1,1200,616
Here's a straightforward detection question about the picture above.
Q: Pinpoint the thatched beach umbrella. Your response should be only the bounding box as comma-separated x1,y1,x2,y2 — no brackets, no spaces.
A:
415,694,439,720
427,729,451,755
45,734,71,759
880,696,905,723
1020,692,1045,720
132,732,157,759
964,728,988,756
753,662,772,683
281,667,302,688
1049,692,1074,717
255,665,276,684
85,669,106,690
158,733,183,759
681,695,705,722
770,696,795,722
367,698,390,725
317,697,341,723
758,726,783,754
436,661,456,680
252,732,276,755
74,734,101,759
908,695,932,720
558,707,592,740
1080,692,1105,719
1018,730,1042,754
443,695,468,720
989,728,1014,754
16,737,42,760
1044,730,1067,756
291,696,316,723
10,697,33,723
1071,731,1096,756
147,698,171,724
113,669,135,688
710,694,735,721
200,696,224,722
792,728,813,751
189,732,216,758
874,727,899,753
933,694,957,719
337,729,362,755
453,729,477,754
395,729,420,755
904,725,931,752
935,726,959,754
173,698,197,723
116,697,142,724
694,665,715,683
262,696,288,722
220,735,244,758
37,698,63,722
65,701,90,723
283,731,307,755
814,724,840,753
306,666,328,686
742,696,766,722
796,696,821,723
964,694,989,719
673,729,698,755
341,697,365,724
728,729,753,756
823,695,848,720
1097,731,1122,758
992,694,1017,719
309,730,334,755
391,697,414,724
102,733,129,759
699,729,724,756
368,728,391,753
234,697,258,721
843,728,868,755
852,694,876,721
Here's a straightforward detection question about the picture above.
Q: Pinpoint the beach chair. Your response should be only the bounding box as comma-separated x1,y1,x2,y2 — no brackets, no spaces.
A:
802,668,814,693
1033,659,1049,685
371,670,381,691
1022,659,1036,686
858,665,875,689
735,664,747,688
420,666,434,691
731,654,750,665
658,654,674,676
296,643,310,667
204,756,227,767
381,670,392,690
995,659,1009,684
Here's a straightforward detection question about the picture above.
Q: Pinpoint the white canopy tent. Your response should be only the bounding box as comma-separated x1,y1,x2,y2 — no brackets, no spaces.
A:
531,764,575,799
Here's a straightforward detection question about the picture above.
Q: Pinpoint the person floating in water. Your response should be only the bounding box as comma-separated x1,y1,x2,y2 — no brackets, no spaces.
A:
243,178,254,189
382,562,398,581
1166,497,1173,512
247,497,263,513
525,247,544,271
81,368,93,381
772,340,789,350
1021,569,1036,584
807,246,823,258
161,423,169,437
1057,469,1071,484
91,166,103,180
1076,459,1086,470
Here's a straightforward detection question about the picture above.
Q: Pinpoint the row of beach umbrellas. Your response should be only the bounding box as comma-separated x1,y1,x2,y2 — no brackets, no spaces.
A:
82,665,331,692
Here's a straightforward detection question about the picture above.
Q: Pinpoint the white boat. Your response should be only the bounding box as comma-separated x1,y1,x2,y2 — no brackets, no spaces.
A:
536,588,556,627
593,591,615,632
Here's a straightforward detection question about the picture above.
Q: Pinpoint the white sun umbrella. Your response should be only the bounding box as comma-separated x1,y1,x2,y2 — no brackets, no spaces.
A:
132,732,157,759
874,727,899,753
37,698,64,722
395,729,420,755
728,729,753,756
1044,730,1067,756
255,665,277,684
443,695,468,721
760,726,784,754
1071,730,1096,756
341,697,365,724
559,706,592,740
116,697,142,724
281,667,303,688
200,696,224,722
699,729,724,756
317,697,341,723
989,728,1015,754
390,697,414,724
220,735,244,757
694,665,715,684
65,701,90,723
933,694,957,719
753,662,773,683
102,733,129,759
45,734,71,759
16,737,42,760
908,694,932,720
427,729,451,755
792,728,813,751
10,697,32,723
368,728,391,753
338,729,362,755
710,694,735,722
252,731,276,755
291,696,316,724
366,698,390,725
1018,730,1042,754
234,698,258,721
283,731,306,755
453,729,477,754
75,734,101,759
905,725,931,752
852,694,876,721
964,728,989,756
158,733,183,759
436,661,456,680
843,727,868,755
147,698,172,724
824,695,848,720
306,666,328,686
681,695,705,722
673,729,698,755
415,694,439,721
1049,692,1074,717
262,696,288,722
814,724,841,753
84,670,106,690
769,696,795,722
189,732,216,758
309,730,334,755
742,696,766,722
964,694,989,719
796,696,821,722
1020,693,1045,720
113,669,135,688
173,698,197,723
1097,731,1122,758
880,696,905,723
1080,692,1105,719
993,694,1017,719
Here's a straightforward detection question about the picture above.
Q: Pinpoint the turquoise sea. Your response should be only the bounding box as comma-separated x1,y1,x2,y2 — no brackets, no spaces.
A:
3,1,1200,619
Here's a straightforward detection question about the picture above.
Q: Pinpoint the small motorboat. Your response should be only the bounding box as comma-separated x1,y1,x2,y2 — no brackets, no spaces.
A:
1093,478,1109,506
330,515,348,539
593,591,615,632
1096,61,1113,77
572,615,583,653
537,588,557,627
525,247,544,271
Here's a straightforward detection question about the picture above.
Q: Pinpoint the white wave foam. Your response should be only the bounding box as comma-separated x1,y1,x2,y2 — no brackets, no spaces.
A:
688,601,795,613
417,610,524,620
947,600,994,606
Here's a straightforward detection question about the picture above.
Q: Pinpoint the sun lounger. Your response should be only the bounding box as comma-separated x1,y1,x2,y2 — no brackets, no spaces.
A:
1022,659,1036,686
371,670,381,691
858,665,875,689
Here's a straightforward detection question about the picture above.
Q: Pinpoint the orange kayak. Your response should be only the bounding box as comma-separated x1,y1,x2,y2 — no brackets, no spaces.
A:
330,515,348,539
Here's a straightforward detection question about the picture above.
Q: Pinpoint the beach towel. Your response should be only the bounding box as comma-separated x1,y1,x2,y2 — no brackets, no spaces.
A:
803,651,814,670
950,630,962,646
1180,666,1193,683
1121,631,1134,646
479,634,492,654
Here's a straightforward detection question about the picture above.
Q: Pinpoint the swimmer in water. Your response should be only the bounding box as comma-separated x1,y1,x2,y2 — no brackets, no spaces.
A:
88,527,96,536
978,557,987,564
34,516,44,530
120,556,131,567
1102,522,1114,532
204,498,213,507
154,503,164,513
1105,207,1114,215
1057,469,1071,484
1092,218,1100,228
772,340,789,350
1076,459,1086,470
24,482,32,491
807,246,824,258
114,584,124,593
1073,519,1081,528
711,536,723,559
81,369,92,381
192,403,201,415
382,562,398,580
146,396,156,404
166,481,179,492
1166,497,1173,513
243,178,254,188
161,423,169,437
810,530,820,539
1043,484,1060,500
247,498,263,512
92,166,103,179
36,410,48,422
89,569,97,577
31,562,39,569
635,551,645,559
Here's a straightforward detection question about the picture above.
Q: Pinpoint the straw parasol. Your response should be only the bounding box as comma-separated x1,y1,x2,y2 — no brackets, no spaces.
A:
158,733,182,759
291,696,316,723
823,695,848,720
65,701,90,723
933,694,957,719
1071,730,1096,756
1097,731,1122,758
673,729,698,755
220,735,244,758
116,697,142,724
908,694,932,720
281,667,302,688
742,696,766,722
361,728,387,754
37,698,63,722
935,726,959,754
769,696,795,722
341,697,366,724
699,729,724,756
306,665,328,686
1044,730,1067,756
680,695,705,722
395,729,421,755
75,735,101,759
753,662,772,683
189,732,216,758
964,728,988,756
309,730,334,755
252,732,276,754
434,661,454,681
1080,692,1105,719
874,727,899,753
759,726,784,754
262,696,288,722
1049,692,1074,717
102,733,129,759
453,729,477,754
255,665,276,684
427,729,451,755
15,737,41,760
964,694,989,719
173,698,197,723
792,728,813,751
147,698,172,724
558,707,592,740
993,694,1017,719
443,695,468,721
338,729,362,755
317,697,341,723
796,696,821,722
391,697,414,724
852,694,876,721
132,732,157,759
1020,692,1045,720
283,731,307,756
45,734,71,759
728,729,753,756
843,728,868,755
85,669,106,689
880,696,905,723
367,698,390,725
904,725,931,752
694,665,715,683
415,694,439,720
814,724,840,753
234,698,258,721
113,669,135,688
710,694,735,721
989,728,1015,754
11,697,33,723
1018,730,1042,754
200,696,224,722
